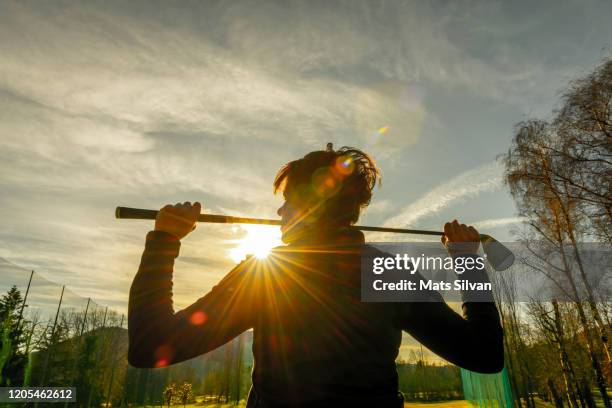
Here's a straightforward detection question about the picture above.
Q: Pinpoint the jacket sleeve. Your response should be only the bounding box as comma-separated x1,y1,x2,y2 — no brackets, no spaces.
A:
128,230,257,368
394,255,504,373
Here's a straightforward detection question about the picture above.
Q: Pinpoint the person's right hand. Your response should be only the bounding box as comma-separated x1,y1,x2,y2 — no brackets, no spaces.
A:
441,219,480,256
155,201,201,240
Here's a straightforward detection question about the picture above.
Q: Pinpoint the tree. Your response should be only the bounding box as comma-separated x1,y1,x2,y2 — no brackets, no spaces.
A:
554,58,612,243
0,286,27,386
528,300,583,408
503,57,612,408
177,382,193,407
163,383,176,407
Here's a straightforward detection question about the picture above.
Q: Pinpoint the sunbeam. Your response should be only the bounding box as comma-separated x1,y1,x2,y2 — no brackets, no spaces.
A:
229,224,283,263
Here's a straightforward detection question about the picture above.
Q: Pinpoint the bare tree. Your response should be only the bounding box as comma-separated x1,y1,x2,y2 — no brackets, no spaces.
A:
554,58,612,243
502,58,612,408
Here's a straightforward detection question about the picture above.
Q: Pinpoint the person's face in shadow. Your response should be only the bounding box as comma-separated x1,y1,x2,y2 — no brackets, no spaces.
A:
277,189,325,244
277,198,307,244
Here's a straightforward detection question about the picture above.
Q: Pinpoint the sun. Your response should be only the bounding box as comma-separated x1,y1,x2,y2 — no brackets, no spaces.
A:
229,224,283,263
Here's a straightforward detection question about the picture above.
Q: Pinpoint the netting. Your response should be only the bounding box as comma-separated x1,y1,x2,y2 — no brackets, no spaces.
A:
0,259,252,405
0,260,128,405
461,367,514,408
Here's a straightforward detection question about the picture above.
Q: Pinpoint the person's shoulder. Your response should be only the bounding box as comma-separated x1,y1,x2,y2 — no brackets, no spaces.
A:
362,243,392,258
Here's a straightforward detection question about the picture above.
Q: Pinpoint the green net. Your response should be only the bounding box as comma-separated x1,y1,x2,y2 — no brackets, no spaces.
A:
461,367,514,408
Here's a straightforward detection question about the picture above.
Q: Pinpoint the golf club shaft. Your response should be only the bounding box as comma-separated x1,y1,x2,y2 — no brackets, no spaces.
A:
116,206,460,238
115,206,514,271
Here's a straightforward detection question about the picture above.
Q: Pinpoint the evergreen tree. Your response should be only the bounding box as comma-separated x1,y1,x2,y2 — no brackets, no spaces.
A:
0,286,27,386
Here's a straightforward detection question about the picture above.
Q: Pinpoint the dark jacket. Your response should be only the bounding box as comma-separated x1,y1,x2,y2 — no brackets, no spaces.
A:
128,228,503,407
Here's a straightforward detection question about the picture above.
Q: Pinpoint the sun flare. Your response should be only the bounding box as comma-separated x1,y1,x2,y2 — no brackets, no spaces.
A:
229,224,283,263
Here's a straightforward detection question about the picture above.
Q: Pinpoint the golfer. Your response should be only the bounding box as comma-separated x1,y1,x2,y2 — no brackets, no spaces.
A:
128,146,503,408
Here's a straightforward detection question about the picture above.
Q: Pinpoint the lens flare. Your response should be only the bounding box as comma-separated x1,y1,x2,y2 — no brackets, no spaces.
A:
154,344,174,367
155,359,169,368
378,125,390,135
334,155,354,176
189,310,208,325
354,82,425,149
312,167,341,198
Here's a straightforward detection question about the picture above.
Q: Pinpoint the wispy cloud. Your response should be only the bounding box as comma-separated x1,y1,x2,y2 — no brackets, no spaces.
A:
472,217,526,230
362,199,392,215
1,0,610,307
381,161,503,229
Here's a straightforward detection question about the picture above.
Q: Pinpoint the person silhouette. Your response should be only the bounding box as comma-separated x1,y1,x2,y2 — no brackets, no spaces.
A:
128,145,503,408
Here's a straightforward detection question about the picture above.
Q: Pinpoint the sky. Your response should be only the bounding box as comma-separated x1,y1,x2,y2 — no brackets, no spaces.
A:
1,0,611,318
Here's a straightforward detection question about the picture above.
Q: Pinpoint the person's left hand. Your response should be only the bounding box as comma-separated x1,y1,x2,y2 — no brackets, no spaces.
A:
155,201,201,240
441,219,480,256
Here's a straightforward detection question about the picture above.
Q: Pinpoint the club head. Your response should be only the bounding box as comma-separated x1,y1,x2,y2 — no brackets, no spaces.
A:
481,234,515,271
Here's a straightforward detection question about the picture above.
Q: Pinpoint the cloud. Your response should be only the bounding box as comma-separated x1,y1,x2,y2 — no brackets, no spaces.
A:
0,1,425,147
0,0,437,309
363,199,392,215
472,217,526,230
381,161,504,229
1,0,610,308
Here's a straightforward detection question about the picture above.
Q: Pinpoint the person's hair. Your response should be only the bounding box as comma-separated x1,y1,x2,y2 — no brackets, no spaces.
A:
273,146,381,226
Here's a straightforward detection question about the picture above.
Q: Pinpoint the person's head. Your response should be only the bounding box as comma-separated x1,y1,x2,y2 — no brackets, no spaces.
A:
274,144,380,243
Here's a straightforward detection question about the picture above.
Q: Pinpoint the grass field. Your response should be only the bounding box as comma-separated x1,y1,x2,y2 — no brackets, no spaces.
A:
139,400,476,407
142,396,609,408
404,401,473,408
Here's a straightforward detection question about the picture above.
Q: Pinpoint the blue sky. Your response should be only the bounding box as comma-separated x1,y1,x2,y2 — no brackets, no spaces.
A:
1,0,611,312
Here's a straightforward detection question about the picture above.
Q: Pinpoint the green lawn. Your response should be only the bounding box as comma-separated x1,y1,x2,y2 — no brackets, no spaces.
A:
144,387,611,408
406,401,473,408
144,397,612,408
141,400,474,408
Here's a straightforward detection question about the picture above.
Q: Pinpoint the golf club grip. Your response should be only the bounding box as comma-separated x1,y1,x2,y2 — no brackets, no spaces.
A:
115,206,282,225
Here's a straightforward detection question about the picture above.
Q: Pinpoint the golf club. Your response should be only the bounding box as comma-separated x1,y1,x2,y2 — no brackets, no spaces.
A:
115,206,515,271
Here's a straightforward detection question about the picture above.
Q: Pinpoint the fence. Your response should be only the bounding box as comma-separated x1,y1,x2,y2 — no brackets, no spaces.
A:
1,261,128,406
0,259,252,406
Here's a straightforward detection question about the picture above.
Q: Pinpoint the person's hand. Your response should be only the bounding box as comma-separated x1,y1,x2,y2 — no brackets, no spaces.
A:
441,220,480,256
155,201,201,240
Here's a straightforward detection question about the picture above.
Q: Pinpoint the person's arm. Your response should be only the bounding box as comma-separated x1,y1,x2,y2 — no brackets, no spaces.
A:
395,221,504,373
127,202,257,368
396,293,503,373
